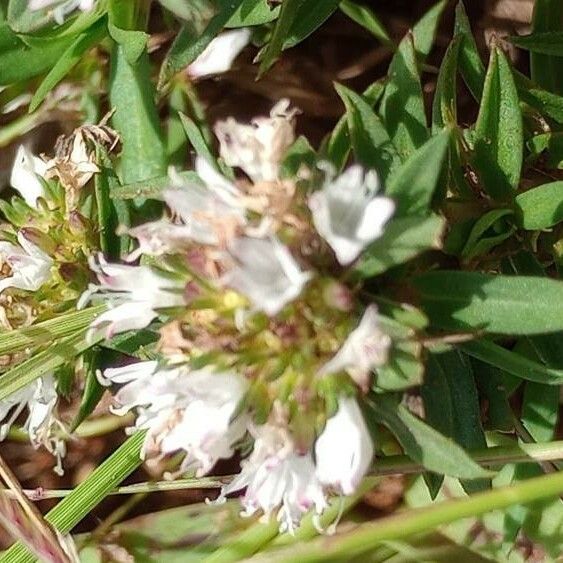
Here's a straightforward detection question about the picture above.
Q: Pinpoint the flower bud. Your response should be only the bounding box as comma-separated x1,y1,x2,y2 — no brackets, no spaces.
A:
322,280,354,312
19,227,56,256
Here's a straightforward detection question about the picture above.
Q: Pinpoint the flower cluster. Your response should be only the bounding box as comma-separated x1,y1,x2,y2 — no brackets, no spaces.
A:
78,101,397,531
0,125,118,472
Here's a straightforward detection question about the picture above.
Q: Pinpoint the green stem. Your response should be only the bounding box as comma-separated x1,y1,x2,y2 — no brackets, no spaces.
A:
10,441,563,501
255,470,563,562
6,413,133,443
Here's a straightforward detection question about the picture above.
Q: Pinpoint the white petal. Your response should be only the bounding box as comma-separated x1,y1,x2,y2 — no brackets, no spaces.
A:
319,305,391,387
224,237,311,315
356,197,395,242
187,28,251,79
310,165,395,265
315,396,373,495
10,146,48,208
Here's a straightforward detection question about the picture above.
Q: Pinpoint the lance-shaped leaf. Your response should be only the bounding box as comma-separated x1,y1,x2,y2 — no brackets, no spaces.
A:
335,83,400,183
110,43,167,185
368,395,493,480
386,129,451,215
414,271,563,335
473,47,523,201
380,32,428,161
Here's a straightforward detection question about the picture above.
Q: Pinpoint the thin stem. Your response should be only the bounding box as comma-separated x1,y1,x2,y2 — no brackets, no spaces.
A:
6,414,134,443
11,441,563,501
252,470,563,562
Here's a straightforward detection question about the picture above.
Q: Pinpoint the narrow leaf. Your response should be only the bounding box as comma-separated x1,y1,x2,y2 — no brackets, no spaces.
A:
110,44,167,185
386,129,451,215
369,395,493,480
380,33,428,160
29,18,107,111
334,83,400,183
414,271,563,335
473,47,523,201
460,340,563,386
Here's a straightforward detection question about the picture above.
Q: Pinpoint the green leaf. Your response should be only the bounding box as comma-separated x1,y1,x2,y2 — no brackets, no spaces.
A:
354,215,444,278
226,0,279,27
514,181,563,230
522,381,559,443
460,339,563,385
257,0,303,74
528,132,563,169
471,357,514,432
414,271,563,335
29,18,107,111
422,351,488,494
461,208,515,261
1,432,145,563
0,306,104,357
339,0,391,45
432,37,461,133
95,146,130,259
529,0,563,95
0,32,74,85
334,82,400,183
280,135,316,178
179,111,218,165
454,1,486,100
159,0,244,87
108,22,149,64
422,351,487,451
473,47,523,201
515,72,563,124
369,395,493,480
280,0,341,50
0,331,102,401
386,129,451,215
380,32,428,160
110,170,200,200
411,0,448,61
325,80,385,170
109,44,167,185
69,350,107,432
511,31,563,57
376,339,424,391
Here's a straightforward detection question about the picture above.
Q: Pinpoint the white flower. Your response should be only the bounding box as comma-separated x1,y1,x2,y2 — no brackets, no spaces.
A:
218,423,328,533
0,232,53,294
10,146,48,209
0,375,66,475
309,165,395,265
124,220,196,262
319,305,391,389
214,99,297,183
103,362,249,476
160,157,246,248
29,0,95,24
315,396,373,495
78,255,185,340
187,28,251,79
223,236,311,316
